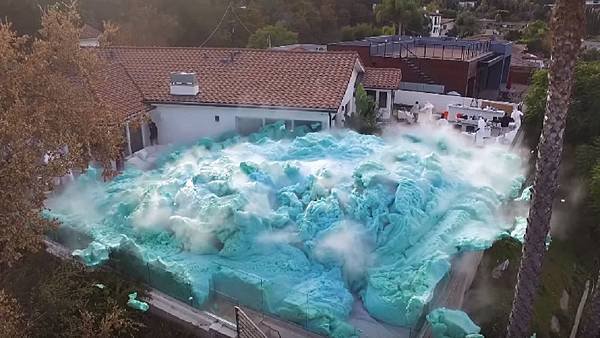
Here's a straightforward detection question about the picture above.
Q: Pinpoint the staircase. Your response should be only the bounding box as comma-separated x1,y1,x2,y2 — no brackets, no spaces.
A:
400,58,437,85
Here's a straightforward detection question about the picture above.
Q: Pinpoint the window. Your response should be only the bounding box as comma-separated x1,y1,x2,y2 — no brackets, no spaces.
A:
366,90,376,101
214,115,220,122
378,91,388,108
265,119,292,130
294,120,322,132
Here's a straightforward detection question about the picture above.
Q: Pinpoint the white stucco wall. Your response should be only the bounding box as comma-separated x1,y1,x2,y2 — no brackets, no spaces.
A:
336,64,361,126
150,104,332,145
395,90,475,114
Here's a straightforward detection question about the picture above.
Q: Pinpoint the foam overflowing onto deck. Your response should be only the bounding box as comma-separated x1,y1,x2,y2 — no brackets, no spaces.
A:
46,123,527,337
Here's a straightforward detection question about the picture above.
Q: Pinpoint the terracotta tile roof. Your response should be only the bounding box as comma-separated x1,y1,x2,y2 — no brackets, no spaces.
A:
81,24,101,39
362,67,402,90
91,62,149,120
93,47,361,113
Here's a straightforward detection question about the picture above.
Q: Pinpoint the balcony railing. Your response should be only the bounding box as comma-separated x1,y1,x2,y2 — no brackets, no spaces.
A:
369,36,492,61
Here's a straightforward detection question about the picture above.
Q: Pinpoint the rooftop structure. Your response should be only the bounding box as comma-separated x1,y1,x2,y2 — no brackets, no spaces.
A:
366,36,494,61
329,36,512,99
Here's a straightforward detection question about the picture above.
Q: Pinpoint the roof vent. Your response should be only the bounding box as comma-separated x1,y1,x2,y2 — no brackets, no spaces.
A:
170,72,199,96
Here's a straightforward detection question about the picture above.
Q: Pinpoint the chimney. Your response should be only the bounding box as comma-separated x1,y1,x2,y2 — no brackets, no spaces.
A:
170,72,199,96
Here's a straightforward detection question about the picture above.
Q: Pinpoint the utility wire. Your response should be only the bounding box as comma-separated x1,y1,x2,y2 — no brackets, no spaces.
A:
200,2,232,47
230,6,253,34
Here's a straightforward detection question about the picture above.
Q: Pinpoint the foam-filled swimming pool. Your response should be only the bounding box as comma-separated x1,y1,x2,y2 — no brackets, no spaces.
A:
46,123,527,337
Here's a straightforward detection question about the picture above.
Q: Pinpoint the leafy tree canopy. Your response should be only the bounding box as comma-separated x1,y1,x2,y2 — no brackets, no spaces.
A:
340,23,394,41
448,11,479,38
520,20,550,57
375,0,431,36
0,4,122,267
247,23,298,48
524,62,600,149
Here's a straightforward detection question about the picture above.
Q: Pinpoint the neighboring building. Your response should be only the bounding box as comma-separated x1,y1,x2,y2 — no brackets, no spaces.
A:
477,19,528,36
503,44,545,101
547,0,600,6
80,24,101,47
429,11,443,37
361,67,403,120
271,44,327,52
440,18,455,37
90,47,393,156
458,1,477,9
328,36,512,99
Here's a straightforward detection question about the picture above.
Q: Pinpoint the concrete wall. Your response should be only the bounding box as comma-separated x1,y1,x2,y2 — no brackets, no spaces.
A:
394,90,477,113
394,89,516,116
150,104,331,145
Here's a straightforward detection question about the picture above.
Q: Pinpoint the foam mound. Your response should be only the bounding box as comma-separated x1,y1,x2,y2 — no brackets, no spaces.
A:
427,307,483,338
46,123,526,336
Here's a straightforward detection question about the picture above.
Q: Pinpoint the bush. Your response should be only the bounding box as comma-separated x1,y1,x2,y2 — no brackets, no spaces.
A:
347,84,379,134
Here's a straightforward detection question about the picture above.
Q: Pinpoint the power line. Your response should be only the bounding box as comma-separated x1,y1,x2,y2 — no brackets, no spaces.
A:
230,6,253,34
200,2,232,47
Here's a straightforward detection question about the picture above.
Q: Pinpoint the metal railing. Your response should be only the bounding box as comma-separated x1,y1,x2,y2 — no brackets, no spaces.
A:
369,37,492,61
235,306,268,338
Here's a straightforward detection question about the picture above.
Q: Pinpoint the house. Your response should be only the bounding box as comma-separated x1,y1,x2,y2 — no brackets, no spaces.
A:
362,68,402,120
328,36,512,99
428,11,443,37
477,19,529,36
458,1,477,8
90,47,400,157
80,24,101,47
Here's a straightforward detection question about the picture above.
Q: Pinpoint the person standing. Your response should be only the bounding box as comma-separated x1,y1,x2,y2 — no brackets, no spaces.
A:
149,121,158,145
410,101,421,123
499,112,512,135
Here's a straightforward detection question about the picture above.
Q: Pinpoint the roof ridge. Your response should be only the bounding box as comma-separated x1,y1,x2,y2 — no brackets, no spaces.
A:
101,45,359,56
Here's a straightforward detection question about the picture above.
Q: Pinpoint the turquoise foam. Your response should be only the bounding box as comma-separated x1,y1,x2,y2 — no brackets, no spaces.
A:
46,124,526,335
426,307,483,338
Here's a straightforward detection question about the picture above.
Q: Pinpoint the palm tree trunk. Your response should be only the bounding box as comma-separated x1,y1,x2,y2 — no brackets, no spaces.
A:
506,0,585,337
581,273,600,337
